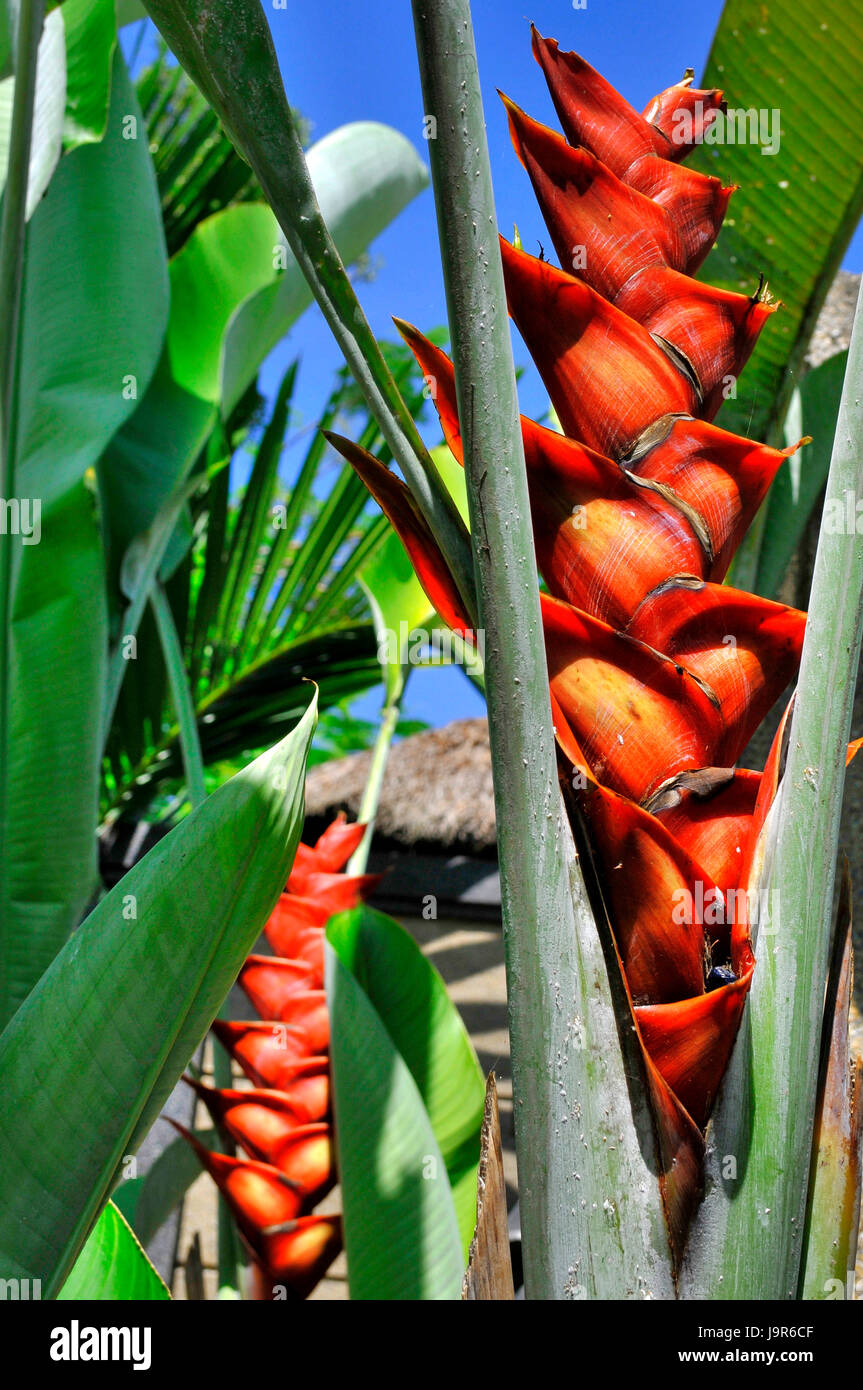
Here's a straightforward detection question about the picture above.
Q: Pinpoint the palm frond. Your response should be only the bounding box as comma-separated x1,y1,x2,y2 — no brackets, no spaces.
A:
136,41,310,256
101,336,444,820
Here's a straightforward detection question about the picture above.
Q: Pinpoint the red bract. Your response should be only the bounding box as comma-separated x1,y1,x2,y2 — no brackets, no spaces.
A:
180,815,376,1298
530,27,733,249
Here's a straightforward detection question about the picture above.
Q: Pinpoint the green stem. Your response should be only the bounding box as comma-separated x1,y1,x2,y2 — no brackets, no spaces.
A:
347,668,408,876
410,0,674,1299
682,276,863,1298
150,581,206,808
0,0,45,1021
102,476,199,749
212,1033,243,1297
152,579,242,1292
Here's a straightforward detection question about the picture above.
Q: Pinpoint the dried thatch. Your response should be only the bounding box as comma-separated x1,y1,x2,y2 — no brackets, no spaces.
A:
305,717,496,855
805,270,859,368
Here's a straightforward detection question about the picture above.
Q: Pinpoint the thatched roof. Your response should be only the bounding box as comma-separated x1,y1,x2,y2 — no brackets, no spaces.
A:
305,717,496,855
805,270,859,367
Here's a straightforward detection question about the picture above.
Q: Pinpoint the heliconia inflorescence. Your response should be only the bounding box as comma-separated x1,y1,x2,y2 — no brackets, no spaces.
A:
176,815,379,1298
324,30,842,1262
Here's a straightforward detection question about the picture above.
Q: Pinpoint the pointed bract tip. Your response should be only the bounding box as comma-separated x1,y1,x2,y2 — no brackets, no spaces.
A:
391,314,418,343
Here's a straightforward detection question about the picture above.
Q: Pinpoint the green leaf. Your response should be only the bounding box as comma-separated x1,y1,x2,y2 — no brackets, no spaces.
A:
98,355,216,585
324,938,465,1299
100,120,429,579
104,622,380,816
137,43,262,259
16,49,167,505
430,440,469,526
116,0,147,26
166,202,280,408
0,6,12,80
220,122,430,419
102,341,440,815
61,0,117,148
692,0,863,447
328,906,485,1258
754,352,847,599
0,695,316,1296
0,50,168,1025
57,1202,170,1301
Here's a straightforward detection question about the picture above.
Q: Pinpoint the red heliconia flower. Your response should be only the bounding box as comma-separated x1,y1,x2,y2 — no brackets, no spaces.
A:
180,815,376,1298
326,33,861,1266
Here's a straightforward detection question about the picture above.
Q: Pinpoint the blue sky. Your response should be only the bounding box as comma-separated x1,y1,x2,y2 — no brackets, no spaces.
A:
126,2,863,736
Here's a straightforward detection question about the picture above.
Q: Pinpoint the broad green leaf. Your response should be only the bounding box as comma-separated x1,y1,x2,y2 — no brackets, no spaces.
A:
755,352,847,599
220,122,429,417
16,51,167,508
100,120,428,575
0,0,116,209
99,354,216,583
693,0,863,446
61,0,117,148
328,906,485,1257
57,1202,170,1300
166,202,279,407
113,1128,217,1245
325,939,465,1300
0,6,65,217
0,695,316,1295
0,51,168,1026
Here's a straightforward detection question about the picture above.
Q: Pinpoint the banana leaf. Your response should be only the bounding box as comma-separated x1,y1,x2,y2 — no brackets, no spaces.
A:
0,50,168,1027
57,1202,170,1301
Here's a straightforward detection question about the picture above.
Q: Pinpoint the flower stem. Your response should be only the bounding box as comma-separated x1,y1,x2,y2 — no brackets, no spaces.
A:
150,581,206,809
347,668,408,876
410,0,674,1298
